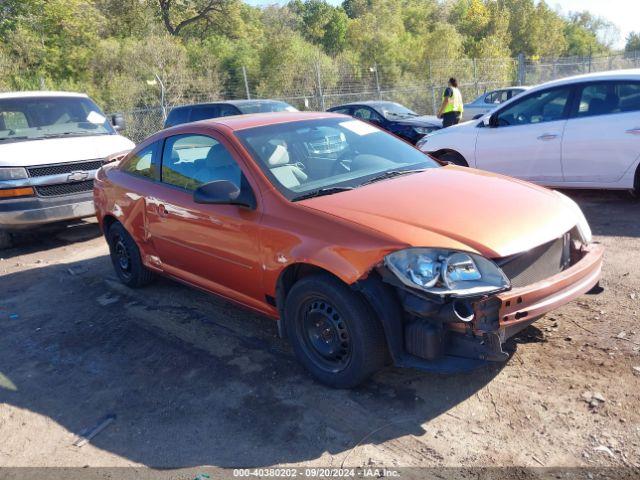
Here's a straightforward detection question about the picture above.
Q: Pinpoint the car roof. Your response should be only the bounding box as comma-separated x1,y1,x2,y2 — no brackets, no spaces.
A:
329,100,403,109
171,99,289,110
0,91,88,100
176,111,346,131
530,68,640,91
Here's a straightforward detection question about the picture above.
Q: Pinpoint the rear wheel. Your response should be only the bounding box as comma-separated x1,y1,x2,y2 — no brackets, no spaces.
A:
284,274,387,388
107,222,154,288
437,151,468,167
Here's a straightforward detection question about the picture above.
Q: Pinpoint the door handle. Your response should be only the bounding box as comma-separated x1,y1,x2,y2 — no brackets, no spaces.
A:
625,128,640,135
157,204,169,217
537,134,558,141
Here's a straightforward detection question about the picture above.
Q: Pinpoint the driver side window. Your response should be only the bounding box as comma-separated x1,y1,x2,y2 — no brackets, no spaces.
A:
353,107,383,123
161,134,242,191
497,87,572,127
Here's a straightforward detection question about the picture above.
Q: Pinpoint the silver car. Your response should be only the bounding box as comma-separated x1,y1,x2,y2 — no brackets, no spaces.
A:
462,87,530,121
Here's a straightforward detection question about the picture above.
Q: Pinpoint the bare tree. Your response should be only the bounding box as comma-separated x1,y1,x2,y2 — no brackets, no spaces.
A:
157,0,229,36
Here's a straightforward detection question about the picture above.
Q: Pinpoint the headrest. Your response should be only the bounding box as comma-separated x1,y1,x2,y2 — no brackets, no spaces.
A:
206,143,235,167
267,144,290,167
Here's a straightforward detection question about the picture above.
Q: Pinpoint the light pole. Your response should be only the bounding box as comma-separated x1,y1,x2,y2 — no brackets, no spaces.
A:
147,74,167,121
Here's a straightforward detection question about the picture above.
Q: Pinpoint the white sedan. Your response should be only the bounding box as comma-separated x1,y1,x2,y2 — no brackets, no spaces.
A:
417,69,640,194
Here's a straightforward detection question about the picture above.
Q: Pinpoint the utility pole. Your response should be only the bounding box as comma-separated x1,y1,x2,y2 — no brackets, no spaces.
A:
242,66,251,100
315,62,325,111
373,63,381,100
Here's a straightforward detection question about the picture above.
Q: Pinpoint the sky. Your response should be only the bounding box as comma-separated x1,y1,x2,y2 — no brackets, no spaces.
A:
244,0,639,50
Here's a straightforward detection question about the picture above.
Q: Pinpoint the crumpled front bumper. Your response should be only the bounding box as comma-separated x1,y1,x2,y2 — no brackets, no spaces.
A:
474,242,604,341
371,242,604,373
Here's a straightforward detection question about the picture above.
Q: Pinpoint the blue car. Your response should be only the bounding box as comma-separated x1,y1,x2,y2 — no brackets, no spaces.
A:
327,101,442,144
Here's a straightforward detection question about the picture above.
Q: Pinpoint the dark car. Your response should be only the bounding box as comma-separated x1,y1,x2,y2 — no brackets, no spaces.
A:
327,101,441,144
164,99,298,128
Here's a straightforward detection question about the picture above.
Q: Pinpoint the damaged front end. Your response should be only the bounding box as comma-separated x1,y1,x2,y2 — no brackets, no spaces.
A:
355,228,603,374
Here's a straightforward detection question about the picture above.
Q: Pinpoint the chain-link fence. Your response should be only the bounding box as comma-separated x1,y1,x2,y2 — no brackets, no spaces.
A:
117,51,640,144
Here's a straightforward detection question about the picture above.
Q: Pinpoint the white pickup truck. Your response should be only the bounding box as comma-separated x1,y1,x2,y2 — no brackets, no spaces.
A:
0,91,135,247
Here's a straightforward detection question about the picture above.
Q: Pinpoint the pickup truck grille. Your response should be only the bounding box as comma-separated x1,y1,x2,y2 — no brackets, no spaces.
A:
35,180,95,197
27,160,104,177
497,234,571,288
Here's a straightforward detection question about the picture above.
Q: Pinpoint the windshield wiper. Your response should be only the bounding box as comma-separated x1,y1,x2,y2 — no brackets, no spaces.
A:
42,132,107,139
292,186,354,201
0,136,32,142
359,169,427,186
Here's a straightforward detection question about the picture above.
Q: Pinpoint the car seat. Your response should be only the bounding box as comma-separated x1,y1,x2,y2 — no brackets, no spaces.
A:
194,143,241,186
267,144,308,189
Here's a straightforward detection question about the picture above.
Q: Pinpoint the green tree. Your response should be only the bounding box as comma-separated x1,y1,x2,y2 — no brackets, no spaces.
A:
625,32,640,52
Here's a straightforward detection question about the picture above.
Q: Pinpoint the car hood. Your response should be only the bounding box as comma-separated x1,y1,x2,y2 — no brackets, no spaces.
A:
394,115,442,128
0,134,135,167
299,166,578,258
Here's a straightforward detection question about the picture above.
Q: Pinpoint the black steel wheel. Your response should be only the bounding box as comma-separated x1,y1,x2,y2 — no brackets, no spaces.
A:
285,273,387,388
300,298,352,373
107,222,154,288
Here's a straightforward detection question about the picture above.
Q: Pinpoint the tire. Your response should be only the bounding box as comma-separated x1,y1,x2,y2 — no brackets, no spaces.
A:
0,230,13,250
438,151,468,167
106,222,154,288
284,274,387,388
632,166,640,199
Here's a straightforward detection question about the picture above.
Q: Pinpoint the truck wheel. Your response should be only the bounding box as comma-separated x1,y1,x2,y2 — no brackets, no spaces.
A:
284,274,387,388
0,230,13,250
106,222,154,288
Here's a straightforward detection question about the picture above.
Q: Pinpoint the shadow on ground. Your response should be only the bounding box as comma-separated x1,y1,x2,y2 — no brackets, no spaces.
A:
0,254,503,467
1,220,101,260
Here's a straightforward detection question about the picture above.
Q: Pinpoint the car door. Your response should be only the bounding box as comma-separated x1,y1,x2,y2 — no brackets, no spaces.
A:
475,86,573,183
561,80,640,184
145,131,265,310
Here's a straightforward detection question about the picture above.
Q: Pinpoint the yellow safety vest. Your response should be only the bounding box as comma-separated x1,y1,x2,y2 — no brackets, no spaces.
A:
443,87,463,113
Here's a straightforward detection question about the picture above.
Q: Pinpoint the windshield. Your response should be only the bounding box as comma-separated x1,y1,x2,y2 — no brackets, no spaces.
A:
378,103,419,120
0,96,115,143
235,118,439,200
236,101,298,114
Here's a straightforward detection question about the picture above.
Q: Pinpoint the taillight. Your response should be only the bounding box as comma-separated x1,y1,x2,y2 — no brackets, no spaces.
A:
0,187,35,199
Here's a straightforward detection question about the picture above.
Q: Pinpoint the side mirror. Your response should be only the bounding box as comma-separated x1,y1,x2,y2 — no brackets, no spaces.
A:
193,180,256,209
111,113,126,132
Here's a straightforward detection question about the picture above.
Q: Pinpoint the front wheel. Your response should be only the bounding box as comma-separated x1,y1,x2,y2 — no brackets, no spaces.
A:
284,274,387,388
106,222,154,288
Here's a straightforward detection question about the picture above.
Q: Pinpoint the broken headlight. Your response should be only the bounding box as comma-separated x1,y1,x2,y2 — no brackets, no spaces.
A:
384,248,510,297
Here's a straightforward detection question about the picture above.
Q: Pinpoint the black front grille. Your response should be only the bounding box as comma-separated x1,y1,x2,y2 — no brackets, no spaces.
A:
35,180,95,197
497,234,570,288
27,160,104,177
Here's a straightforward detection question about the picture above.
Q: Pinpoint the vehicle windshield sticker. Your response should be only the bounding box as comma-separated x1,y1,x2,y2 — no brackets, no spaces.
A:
87,111,106,124
339,120,377,136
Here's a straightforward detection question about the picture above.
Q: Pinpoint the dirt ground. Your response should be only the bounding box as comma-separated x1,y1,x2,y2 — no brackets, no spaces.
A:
0,190,639,472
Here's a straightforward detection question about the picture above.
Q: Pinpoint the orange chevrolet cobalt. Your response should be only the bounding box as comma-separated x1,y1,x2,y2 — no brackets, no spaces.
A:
94,112,603,388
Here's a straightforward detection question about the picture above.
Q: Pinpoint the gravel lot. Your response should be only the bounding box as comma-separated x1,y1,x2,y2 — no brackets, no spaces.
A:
0,191,639,471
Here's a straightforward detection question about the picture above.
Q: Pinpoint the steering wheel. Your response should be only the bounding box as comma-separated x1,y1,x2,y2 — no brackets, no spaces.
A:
329,150,353,176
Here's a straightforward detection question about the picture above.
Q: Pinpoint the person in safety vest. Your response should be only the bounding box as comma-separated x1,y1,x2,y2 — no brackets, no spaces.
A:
437,77,464,128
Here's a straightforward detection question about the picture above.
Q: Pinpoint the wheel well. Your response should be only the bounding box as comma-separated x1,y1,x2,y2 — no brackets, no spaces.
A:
102,215,118,235
430,149,468,167
275,263,354,337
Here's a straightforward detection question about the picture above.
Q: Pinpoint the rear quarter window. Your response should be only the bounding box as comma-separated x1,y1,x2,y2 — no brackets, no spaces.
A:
165,108,190,127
